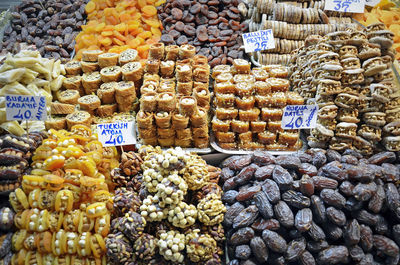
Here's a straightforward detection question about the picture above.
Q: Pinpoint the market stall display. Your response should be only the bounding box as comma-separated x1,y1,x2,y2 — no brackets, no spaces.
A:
157,0,247,67
9,125,119,264
290,26,399,154
0,50,65,135
75,0,163,60
222,150,400,265
136,44,212,149
107,146,226,264
0,207,14,264
212,60,303,151
0,0,88,62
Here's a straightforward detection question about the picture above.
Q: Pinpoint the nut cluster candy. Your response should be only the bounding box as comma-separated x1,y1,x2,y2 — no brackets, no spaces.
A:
290,24,399,154
212,60,304,151
9,125,118,264
222,149,400,265
106,146,225,264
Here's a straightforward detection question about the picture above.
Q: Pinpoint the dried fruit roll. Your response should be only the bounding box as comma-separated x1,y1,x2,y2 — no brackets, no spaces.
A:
193,67,210,83
78,95,101,115
64,61,82,76
51,102,75,115
66,111,92,130
149,43,165,60
160,61,175,78
97,82,116,104
157,92,176,112
258,131,276,144
119,49,139,66
179,44,196,59
82,72,102,95
100,66,122,83
212,118,231,132
122,62,144,82
236,97,256,110
145,59,161,75
115,81,136,103
175,138,191,147
250,121,267,133
172,113,189,130
140,92,157,112
193,87,210,109
176,128,192,139
214,82,235,94
215,131,235,143
45,116,67,130
96,104,117,118
158,128,175,138
176,81,193,96
176,65,192,83
192,125,209,138
215,108,238,120
155,111,172,129
98,53,119,68
136,111,154,130
191,107,208,128
81,61,100,73
179,96,198,116
58,90,80,105
82,50,104,62
165,45,179,61
63,76,82,91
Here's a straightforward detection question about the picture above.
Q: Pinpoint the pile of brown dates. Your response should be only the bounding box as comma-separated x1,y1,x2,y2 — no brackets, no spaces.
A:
222,149,400,265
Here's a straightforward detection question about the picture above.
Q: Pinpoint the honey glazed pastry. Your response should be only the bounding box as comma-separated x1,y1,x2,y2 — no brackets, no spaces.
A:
78,95,101,114
119,49,139,65
98,52,119,68
148,43,165,60
140,92,157,113
57,90,80,105
81,50,103,62
97,82,117,104
81,60,99,73
122,62,144,82
100,66,122,83
82,72,102,95
64,61,82,76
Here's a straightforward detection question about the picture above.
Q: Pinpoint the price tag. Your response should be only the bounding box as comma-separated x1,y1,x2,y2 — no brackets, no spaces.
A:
281,105,319,130
6,94,47,121
324,0,366,13
242,29,275,53
365,0,380,7
97,121,136,147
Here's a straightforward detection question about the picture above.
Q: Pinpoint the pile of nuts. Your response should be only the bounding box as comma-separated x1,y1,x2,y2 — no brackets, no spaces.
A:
1,0,88,61
222,149,400,265
9,125,118,264
106,146,226,264
290,23,399,154
157,0,247,67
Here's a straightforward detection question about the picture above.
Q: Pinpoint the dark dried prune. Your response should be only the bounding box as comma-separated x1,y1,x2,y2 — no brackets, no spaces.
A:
353,182,377,201
353,210,379,226
233,205,259,229
251,218,280,232
312,176,338,190
326,149,342,162
382,163,400,182
344,219,361,245
385,183,400,212
252,151,275,166
373,235,399,257
339,181,354,197
224,202,245,227
236,185,261,201
368,151,396,165
317,246,349,265
307,222,326,241
320,189,346,209
276,155,301,170
262,179,281,204
250,237,269,263
312,152,327,168
254,192,274,219
349,245,365,262
324,223,343,241
300,176,315,196
326,207,347,226
306,240,329,253
227,155,252,171
221,167,235,182
234,164,258,186
341,155,358,165
320,161,347,181
272,165,293,190
254,165,275,181
374,215,389,235
285,237,306,261
360,224,374,251
298,163,318,176
262,230,287,253
229,227,254,245
344,197,364,212
235,245,251,260
368,184,385,213
274,201,294,228
311,195,327,224
222,190,239,205
282,190,310,209
300,250,316,265
223,178,237,191
295,208,313,232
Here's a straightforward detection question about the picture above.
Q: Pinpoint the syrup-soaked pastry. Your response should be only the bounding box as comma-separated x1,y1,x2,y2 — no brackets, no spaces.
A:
178,44,196,59
165,45,179,61
138,127,157,139
211,118,231,132
267,121,284,133
385,107,400,123
250,121,266,133
119,49,139,65
363,112,386,126
353,136,374,155
319,52,340,65
136,111,154,130
316,79,341,96
175,138,191,148
269,66,289,78
157,92,176,112
179,96,198,116
341,57,361,70
358,42,381,60
358,124,382,141
63,76,82,92
58,89,80,105
115,81,136,109
314,64,343,80
78,95,101,113
96,104,117,117
140,92,157,112
286,92,304,105
82,50,103,62
158,80,175,94
251,68,269,81
215,132,235,143
175,64,192,83
370,83,392,103
193,87,210,109
311,124,334,142
81,61,100,73
171,113,189,130
215,94,235,108
51,102,75,115
231,120,250,133
335,93,359,109
65,61,82,76
192,125,208,138
383,121,400,136
212,65,231,78
236,96,255,110
176,128,192,139
233,74,255,84
193,137,209,149
122,62,144,82
278,131,299,146
348,31,367,46
239,108,260,122
254,81,271,95
98,53,119,68
215,72,233,83
214,82,235,94
142,137,158,146
160,61,175,78
368,30,394,49
45,116,67,130
341,68,364,85
145,59,160,74
339,45,358,59
140,81,157,95
66,111,92,129
233,59,251,74
193,55,208,65
158,136,175,147
155,111,172,129
218,142,236,150
191,107,207,128
270,92,287,108
336,122,357,138
326,31,350,45
100,66,122,83
82,72,102,95
337,108,359,123
193,66,210,83
238,131,252,144
261,108,283,121
362,57,387,76
266,78,290,92
157,128,175,139
258,132,276,145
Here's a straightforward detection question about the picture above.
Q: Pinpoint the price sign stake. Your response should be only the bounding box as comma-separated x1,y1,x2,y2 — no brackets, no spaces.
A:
6,94,47,121
281,105,319,130
242,29,275,53
324,0,366,13
97,121,136,147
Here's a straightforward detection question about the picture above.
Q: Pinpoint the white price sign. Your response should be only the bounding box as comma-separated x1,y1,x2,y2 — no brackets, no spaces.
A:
6,94,47,121
324,0,366,13
97,121,136,147
365,0,380,7
281,105,319,130
242,29,275,53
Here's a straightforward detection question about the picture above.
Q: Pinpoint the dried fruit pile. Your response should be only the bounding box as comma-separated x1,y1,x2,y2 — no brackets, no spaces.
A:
1,0,88,61
75,0,164,59
157,0,246,67
290,25,399,154
107,146,226,264
222,149,400,265
9,125,119,264
0,207,15,264
136,44,212,148
212,60,303,151
0,50,66,135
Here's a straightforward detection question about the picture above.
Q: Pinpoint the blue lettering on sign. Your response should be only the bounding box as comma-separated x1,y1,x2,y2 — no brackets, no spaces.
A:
333,0,358,11
242,30,274,52
306,106,317,127
282,105,318,129
98,122,128,146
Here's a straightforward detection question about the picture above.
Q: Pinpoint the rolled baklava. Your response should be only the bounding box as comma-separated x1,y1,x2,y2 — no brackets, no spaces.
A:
97,82,116,104
172,113,189,129
258,132,276,144
233,59,251,74
119,49,139,65
139,127,157,139
145,59,160,74
140,92,158,112
190,107,207,128
165,45,180,61
179,44,196,59
176,128,192,139
193,67,210,83
193,137,209,149
238,131,252,144
175,138,191,148
193,87,210,108
179,96,198,116
254,81,271,95
155,111,172,128
122,62,144,82
212,65,231,78
98,53,119,68
157,92,176,112
176,64,192,82
149,43,165,60
160,61,175,78
100,66,122,83
158,137,175,147
176,81,193,95
82,72,101,95
214,82,235,94
157,128,175,138
192,125,208,138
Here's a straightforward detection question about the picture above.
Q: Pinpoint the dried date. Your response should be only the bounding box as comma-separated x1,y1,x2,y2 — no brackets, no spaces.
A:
298,163,318,176
272,165,293,190
344,219,361,245
320,189,346,209
251,218,280,232
368,184,385,213
300,250,316,265
295,208,313,232
274,201,294,228
234,164,258,186
229,227,254,245
262,179,281,204
232,205,259,229
253,151,275,166
317,246,349,265
235,245,251,260
236,185,261,202
307,222,326,241
353,182,377,201
312,176,338,190
224,202,245,227
326,207,347,226
276,155,301,170
254,165,275,181
368,151,396,165
262,230,288,253
222,190,239,205
285,237,306,261
250,237,269,263
373,235,399,257
282,190,310,209
254,192,274,219
311,195,327,224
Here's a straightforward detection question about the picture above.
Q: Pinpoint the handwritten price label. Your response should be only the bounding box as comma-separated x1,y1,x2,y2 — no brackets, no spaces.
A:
365,0,380,7
242,29,275,53
324,0,365,13
97,121,136,147
281,105,318,130
6,94,47,121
